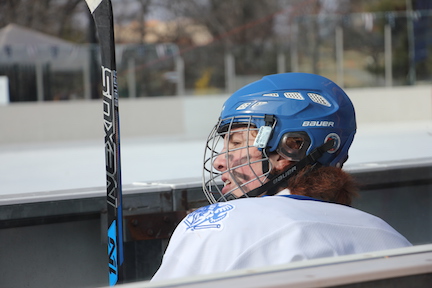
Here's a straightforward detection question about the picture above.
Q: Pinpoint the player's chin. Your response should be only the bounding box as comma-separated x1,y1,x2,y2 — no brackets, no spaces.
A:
221,185,231,195
221,185,243,198
225,185,254,198
221,177,263,198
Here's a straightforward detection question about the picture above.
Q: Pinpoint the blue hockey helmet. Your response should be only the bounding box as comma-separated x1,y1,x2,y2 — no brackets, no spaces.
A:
203,73,356,203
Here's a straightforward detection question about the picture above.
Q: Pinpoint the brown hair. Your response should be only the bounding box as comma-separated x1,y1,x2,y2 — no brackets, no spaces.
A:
286,166,359,206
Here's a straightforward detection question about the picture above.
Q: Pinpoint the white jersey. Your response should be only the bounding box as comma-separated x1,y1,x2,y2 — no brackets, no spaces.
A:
151,195,412,281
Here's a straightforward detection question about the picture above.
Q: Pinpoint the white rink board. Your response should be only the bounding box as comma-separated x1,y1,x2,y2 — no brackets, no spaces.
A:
0,76,9,105
1,120,431,196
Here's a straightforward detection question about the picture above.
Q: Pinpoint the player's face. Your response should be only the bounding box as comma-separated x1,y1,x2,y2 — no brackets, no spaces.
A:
213,127,268,197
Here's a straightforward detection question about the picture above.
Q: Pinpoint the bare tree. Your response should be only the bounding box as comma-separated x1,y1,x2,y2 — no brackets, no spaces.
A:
112,0,154,43
0,0,87,42
167,0,281,47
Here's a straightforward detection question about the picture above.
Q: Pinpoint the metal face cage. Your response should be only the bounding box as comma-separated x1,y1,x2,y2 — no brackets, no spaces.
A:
203,115,275,203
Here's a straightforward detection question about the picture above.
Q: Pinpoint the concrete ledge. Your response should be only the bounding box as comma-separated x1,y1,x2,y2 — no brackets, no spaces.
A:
347,85,432,124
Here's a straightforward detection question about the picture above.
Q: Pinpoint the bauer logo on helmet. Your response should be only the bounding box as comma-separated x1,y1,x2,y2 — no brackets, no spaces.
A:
302,120,335,127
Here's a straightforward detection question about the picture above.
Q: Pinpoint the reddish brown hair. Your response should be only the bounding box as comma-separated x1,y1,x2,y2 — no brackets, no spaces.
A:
286,166,359,206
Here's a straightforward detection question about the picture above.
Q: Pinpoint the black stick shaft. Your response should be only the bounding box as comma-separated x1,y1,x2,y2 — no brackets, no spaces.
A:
85,0,124,285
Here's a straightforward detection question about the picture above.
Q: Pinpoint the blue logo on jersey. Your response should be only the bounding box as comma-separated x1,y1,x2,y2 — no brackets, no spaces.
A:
184,203,234,231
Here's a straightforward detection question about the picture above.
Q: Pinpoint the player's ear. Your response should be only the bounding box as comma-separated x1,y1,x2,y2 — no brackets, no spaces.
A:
269,153,292,171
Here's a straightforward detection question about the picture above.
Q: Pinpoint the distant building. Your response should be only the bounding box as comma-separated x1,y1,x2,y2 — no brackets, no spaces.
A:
114,18,213,46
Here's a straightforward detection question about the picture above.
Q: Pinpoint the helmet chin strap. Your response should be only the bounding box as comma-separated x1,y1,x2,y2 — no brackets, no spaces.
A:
223,139,335,200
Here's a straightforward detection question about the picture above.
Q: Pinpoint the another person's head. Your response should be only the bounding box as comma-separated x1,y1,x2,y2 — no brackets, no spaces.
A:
203,73,357,203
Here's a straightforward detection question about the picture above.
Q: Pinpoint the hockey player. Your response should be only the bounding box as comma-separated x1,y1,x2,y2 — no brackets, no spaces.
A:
151,73,412,281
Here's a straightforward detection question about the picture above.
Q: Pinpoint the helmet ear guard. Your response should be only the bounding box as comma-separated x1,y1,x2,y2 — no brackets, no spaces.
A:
245,137,336,198
276,131,311,162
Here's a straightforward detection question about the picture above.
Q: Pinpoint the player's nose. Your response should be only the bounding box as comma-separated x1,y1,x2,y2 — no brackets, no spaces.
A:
213,150,227,172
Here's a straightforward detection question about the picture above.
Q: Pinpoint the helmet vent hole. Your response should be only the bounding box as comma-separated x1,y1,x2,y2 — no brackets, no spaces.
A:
283,92,304,100
308,93,331,107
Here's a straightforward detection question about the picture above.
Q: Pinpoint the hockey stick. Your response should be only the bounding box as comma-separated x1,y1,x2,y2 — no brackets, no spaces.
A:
84,0,124,285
